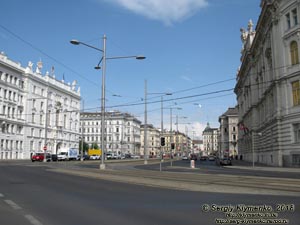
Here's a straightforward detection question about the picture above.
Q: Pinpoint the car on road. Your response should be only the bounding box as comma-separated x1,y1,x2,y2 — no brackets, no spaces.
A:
31,153,51,162
199,155,208,161
220,157,232,166
181,155,188,160
208,155,215,161
131,155,140,159
190,154,198,161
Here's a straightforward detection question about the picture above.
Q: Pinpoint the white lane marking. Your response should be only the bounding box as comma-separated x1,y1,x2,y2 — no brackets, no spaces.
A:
4,199,22,210
25,215,43,225
0,193,4,197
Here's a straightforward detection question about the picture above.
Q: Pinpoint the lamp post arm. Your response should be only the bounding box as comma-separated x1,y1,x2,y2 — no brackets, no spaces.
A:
107,55,145,60
79,42,104,52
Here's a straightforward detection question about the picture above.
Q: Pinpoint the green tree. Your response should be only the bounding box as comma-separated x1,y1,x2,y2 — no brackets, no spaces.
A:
91,142,99,150
79,140,89,154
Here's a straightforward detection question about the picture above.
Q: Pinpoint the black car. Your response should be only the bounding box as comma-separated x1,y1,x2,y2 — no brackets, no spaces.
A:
51,154,58,161
220,157,232,166
190,154,198,161
83,155,90,160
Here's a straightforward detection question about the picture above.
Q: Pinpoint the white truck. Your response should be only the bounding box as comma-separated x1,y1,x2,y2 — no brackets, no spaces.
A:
57,148,78,161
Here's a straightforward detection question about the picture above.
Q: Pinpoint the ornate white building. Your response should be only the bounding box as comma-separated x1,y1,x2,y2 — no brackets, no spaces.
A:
202,123,219,155
234,0,300,167
218,107,239,158
81,111,141,156
0,52,81,159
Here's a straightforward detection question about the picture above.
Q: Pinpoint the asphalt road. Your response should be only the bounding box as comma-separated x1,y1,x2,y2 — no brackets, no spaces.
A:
0,162,299,225
79,158,300,179
134,159,300,179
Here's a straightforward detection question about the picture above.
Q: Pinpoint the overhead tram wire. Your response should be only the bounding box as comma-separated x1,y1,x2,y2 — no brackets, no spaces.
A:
106,88,234,109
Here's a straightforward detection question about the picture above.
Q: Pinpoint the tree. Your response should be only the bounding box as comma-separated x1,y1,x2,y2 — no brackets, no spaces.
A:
79,140,89,154
91,142,99,150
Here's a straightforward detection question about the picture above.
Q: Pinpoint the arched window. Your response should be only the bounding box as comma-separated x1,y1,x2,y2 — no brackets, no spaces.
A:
290,41,299,65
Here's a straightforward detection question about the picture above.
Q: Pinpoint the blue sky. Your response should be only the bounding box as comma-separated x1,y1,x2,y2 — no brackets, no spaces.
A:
0,0,261,138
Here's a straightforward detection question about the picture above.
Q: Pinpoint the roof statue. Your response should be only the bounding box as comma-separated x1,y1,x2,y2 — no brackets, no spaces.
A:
248,19,254,33
36,60,43,74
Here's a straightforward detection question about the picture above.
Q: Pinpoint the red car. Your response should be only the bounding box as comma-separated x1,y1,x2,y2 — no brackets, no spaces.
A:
31,153,50,162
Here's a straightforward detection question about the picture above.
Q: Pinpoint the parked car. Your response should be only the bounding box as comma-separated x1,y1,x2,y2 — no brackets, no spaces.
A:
90,154,100,160
106,153,112,160
51,154,58,161
83,155,90,160
31,153,51,162
122,154,131,159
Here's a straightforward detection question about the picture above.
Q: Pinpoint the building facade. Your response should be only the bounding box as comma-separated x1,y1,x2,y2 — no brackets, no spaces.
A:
218,107,239,158
234,0,300,167
140,124,160,157
164,131,190,156
81,111,141,156
202,123,219,155
0,52,81,159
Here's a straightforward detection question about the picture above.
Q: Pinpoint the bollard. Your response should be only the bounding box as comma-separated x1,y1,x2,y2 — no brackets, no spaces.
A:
190,159,195,169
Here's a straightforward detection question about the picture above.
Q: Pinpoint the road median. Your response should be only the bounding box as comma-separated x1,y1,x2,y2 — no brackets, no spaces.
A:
49,167,300,197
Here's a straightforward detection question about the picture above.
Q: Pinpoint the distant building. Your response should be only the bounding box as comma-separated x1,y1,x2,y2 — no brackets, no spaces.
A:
218,107,239,158
234,0,300,167
0,52,81,159
202,123,219,155
81,111,141,156
140,124,160,157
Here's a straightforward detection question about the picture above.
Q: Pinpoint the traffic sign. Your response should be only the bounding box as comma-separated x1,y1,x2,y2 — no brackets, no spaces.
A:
43,146,47,151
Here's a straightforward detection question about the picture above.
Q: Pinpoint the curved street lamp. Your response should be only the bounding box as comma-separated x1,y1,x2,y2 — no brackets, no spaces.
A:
71,35,145,170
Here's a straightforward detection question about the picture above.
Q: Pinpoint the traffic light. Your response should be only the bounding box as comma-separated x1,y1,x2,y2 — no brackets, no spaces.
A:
160,137,165,146
171,143,175,150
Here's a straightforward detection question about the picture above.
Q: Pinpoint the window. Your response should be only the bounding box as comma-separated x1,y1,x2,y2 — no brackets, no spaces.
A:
293,123,300,143
30,141,34,151
32,113,35,123
290,41,299,65
286,13,291,29
292,9,298,26
292,81,300,106
64,114,67,129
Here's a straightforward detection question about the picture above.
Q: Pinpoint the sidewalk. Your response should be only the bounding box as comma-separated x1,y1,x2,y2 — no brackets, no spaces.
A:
227,159,300,173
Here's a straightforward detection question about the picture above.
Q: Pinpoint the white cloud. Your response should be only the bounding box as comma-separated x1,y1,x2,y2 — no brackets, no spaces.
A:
180,75,193,82
105,0,208,25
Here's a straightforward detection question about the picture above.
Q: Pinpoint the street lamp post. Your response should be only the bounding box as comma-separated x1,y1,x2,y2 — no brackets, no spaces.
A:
81,99,84,161
168,107,182,166
143,80,171,165
71,35,145,170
